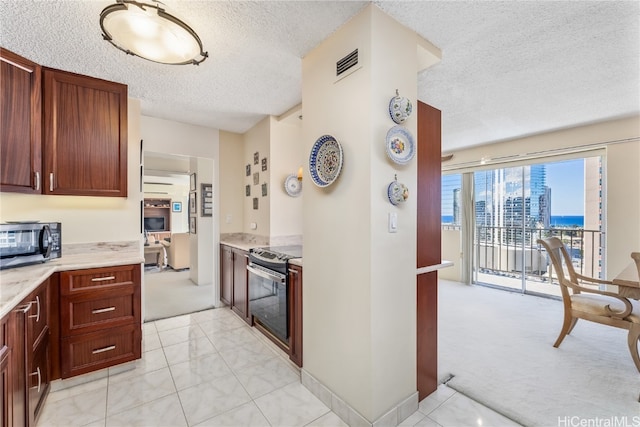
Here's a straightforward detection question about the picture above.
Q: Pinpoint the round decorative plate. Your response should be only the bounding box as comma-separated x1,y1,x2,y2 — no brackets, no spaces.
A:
385,125,415,165
388,95,412,124
309,135,344,187
387,180,409,205
284,174,302,197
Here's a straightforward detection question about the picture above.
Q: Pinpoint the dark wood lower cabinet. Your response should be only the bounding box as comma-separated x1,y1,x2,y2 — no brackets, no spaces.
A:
288,264,303,367
0,263,142,425
220,245,232,305
231,248,250,324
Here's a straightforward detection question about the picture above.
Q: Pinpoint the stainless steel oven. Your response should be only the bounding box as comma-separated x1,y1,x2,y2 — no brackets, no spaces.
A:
247,245,302,346
0,222,62,270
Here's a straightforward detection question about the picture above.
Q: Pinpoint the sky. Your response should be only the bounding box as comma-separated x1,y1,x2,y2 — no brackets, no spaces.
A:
441,157,590,217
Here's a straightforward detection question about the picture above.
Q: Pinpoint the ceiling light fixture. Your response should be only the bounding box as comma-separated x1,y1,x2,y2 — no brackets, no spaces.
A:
100,0,208,65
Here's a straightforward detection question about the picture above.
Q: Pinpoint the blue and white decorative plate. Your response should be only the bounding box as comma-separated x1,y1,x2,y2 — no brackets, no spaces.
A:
388,94,412,124
309,135,343,187
284,174,302,197
385,125,415,165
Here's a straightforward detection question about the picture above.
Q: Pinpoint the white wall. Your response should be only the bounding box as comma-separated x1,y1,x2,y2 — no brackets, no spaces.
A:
219,131,244,234
302,5,420,421
269,116,303,238
0,98,143,245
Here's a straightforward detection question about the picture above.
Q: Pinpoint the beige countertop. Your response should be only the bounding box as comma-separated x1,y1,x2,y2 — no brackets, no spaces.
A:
0,241,143,318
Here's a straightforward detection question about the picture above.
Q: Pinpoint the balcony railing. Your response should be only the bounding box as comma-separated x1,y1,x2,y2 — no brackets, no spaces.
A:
475,225,603,292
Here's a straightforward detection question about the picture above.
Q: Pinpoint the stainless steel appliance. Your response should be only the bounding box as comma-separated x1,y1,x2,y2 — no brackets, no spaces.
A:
0,222,62,269
247,245,302,346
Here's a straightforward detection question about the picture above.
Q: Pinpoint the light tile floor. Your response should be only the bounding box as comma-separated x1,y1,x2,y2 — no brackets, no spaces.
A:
37,307,520,427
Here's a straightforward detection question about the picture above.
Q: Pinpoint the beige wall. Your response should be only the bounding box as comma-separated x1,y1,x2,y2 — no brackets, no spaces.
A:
269,116,303,238
440,228,462,281
0,98,143,245
219,131,244,234
242,117,271,236
606,140,640,277
302,5,421,421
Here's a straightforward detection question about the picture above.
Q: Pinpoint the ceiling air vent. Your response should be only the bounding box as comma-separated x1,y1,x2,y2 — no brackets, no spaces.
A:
336,49,358,77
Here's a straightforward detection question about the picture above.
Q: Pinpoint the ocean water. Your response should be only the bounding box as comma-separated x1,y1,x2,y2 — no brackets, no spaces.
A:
441,215,584,227
550,215,584,227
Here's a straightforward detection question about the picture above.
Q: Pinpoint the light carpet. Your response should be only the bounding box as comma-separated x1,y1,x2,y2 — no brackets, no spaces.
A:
144,269,215,321
438,279,640,426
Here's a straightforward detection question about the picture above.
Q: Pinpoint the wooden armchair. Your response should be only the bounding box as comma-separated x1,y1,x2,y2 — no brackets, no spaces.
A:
538,237,640,373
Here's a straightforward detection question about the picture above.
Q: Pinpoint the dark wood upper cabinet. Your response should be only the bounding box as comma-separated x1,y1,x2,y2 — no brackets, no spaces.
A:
0,48,42,194
43,68,127,197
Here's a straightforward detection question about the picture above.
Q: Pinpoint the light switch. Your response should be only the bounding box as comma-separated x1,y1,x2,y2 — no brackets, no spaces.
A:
388,212,398,233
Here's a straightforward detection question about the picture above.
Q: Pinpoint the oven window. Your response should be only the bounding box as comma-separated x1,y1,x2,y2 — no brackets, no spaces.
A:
248,273,288,343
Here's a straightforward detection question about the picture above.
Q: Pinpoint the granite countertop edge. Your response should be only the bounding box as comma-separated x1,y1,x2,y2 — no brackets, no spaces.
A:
0,241,143,319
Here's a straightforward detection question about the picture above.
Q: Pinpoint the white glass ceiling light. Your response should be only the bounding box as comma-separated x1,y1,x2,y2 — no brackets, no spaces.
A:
100,0,207,65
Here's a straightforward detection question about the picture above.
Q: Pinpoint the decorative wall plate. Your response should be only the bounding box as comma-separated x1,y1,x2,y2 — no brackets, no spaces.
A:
385,125,415,165
284,174,302,197
387,179,409,206
309,135,344,187
388,92,412,124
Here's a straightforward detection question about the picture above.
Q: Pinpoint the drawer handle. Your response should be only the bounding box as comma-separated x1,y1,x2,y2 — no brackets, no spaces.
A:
91,276,116,282
15,302,32,314
30,367,41,393
92,306,116,314
28,295,41,322
92,345,116,355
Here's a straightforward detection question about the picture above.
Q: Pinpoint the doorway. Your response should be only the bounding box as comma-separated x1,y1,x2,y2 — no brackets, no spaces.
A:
142,151,215,321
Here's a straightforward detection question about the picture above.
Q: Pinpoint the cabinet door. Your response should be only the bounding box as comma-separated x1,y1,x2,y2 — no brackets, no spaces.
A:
232,249,249,323
288,265,303,367
27,277,49,351
220,245,232,305
28,334,49,426
0,314,13,427
43,68,127,197
0,48,41,194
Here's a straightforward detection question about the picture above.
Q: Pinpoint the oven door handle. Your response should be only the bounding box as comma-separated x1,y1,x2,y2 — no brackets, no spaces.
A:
247,264,285,283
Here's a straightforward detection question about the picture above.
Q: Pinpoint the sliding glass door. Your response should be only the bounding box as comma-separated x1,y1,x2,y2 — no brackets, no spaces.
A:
442,155,604,297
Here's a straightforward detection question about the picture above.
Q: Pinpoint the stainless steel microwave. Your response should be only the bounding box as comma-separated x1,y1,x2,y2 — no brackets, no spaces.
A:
0,222,62,270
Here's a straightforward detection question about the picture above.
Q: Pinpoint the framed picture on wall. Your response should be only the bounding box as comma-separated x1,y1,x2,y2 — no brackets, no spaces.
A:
253,172,259,185
189,217,197,234
172,201,182,212
254,152,259,165
190,173,197,191
246,164,251,176
189,192,197,216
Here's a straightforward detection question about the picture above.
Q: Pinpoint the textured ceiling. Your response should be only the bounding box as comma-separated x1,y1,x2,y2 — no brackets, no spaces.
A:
0,1,638,152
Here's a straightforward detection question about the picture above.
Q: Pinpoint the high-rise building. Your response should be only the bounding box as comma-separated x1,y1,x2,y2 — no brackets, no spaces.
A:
474,164,549,242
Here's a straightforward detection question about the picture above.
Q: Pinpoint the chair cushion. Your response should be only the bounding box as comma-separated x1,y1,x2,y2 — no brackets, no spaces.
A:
571,294,640,323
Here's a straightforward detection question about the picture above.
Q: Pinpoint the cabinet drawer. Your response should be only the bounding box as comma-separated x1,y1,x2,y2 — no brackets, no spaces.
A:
61,324,141,378
60,265,138,295
61,292,135,336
